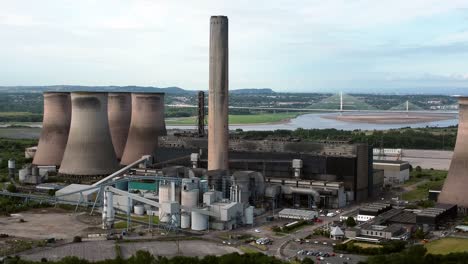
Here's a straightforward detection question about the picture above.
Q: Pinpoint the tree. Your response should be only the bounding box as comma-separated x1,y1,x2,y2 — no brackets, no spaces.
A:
414,228,426,239
6,183,17,193
346,216,357,227
415,166,422,172
302,257,315,264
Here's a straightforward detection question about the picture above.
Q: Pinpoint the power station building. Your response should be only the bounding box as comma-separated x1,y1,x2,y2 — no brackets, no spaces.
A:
156,135,372,208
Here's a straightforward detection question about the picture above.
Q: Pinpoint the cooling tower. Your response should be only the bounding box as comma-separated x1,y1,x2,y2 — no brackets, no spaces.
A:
108,93,131,160
59,92,119,176
120,93,166,165
438,97,468,213
33,92,71,166
208,16,229,171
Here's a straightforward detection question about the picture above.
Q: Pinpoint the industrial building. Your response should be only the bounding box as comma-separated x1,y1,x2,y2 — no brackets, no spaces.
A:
439,97,468,213
373,160,410,185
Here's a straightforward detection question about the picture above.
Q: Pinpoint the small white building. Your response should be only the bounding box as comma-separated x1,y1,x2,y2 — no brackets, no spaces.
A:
330,226,344,240
373,160,410,185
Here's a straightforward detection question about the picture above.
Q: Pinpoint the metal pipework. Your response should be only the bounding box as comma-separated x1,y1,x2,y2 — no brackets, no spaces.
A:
208,16,229,171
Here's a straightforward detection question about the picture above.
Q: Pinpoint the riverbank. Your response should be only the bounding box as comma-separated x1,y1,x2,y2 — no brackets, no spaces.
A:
321,112,456,124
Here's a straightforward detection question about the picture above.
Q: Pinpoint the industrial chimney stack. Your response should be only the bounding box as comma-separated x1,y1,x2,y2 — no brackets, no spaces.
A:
438,97,468,213
208,16,229,171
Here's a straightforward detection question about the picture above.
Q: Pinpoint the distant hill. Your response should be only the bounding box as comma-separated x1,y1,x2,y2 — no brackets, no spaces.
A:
0,85,198,94
231,88,275,94
0,86,275,95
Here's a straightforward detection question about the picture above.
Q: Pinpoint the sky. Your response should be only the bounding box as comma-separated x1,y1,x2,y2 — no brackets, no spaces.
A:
1,0,468,93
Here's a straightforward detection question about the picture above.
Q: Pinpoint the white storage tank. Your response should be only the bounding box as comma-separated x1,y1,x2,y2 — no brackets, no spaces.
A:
134,204,145,216
181,213,191,229
8,159,16,169
158,183,181,203
181,189,199,209
245,206,254,225
191,209,209,231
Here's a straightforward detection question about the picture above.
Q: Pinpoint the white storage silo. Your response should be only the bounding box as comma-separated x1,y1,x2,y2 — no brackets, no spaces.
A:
134,204,145,216
181,189,199,209
181,213,191,229
191,209,209,231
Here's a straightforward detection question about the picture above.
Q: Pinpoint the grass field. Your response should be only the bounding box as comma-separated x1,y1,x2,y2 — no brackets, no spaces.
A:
425,238,468,254
114,214,159,229
238,246,260,254
166,112,301,125
353,242,383,248
402,169,447,201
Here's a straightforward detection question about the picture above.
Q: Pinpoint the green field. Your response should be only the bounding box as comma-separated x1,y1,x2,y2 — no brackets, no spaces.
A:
166,112,301,125
425,238,468,254
402,169,447,201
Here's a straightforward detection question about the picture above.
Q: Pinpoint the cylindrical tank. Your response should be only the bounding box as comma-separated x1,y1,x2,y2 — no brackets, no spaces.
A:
103,190,115,229
8,159,15,170
33,92,71,166
245,206,254,225
158,183,181,203
134,204,145,216
181,213,191,229
59,92,119,176
108,93,131,160
208,16,229,171
191,209,209,231
181,189,199,209
120,93,166,165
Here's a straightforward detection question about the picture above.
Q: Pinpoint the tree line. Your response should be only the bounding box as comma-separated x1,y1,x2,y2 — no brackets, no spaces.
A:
235,127,457,150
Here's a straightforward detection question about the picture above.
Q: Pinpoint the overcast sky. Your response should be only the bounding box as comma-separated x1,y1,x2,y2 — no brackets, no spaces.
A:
1,0,468,93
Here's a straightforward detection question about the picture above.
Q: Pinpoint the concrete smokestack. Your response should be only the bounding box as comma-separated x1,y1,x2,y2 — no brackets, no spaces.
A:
33,92,71,166
108,93,131,160
439,97,468,213
59,92,119,176
208,15,229,171
120,93,166,166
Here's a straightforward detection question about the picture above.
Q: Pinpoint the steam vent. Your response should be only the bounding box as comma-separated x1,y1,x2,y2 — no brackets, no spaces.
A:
120,93,166,165
208,15,229,171
59,92,119,176
438,97,468,213
108,93,131,160
33,92,71,166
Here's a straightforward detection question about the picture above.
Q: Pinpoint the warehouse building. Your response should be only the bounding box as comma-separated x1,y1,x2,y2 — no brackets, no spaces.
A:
373,160,410,185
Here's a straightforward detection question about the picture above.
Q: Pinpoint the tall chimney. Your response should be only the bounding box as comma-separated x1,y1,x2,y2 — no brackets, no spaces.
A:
208,16,229,171
438,97,468,213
